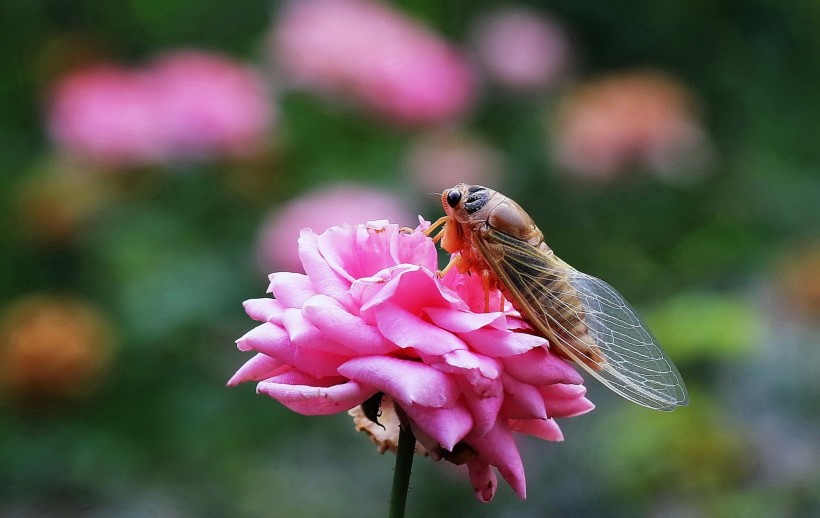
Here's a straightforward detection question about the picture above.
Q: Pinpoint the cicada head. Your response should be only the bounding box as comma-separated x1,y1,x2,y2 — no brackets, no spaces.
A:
441,184,497,225
441,184,540,245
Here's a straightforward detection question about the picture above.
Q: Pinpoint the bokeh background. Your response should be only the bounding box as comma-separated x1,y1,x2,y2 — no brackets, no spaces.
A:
2,0,819,516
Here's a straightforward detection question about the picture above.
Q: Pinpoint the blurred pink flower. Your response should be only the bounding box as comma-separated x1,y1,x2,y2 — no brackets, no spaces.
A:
472,7,571,91
47,50,273,168
551,71,709,181
231,220,594,501
404,129,506,193
256,185,414,273
272,0,475,125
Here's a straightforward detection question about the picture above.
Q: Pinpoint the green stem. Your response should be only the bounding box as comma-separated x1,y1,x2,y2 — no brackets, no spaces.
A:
389,423,416,518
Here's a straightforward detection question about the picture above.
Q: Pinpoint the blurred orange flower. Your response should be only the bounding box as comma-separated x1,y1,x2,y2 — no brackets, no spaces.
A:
551,71,709,182
0,295,114,405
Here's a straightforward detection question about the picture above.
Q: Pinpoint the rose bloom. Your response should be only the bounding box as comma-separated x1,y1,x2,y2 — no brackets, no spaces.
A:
47,49,273,168
256,184,414,274
471,7,571,91
551,71,709,181
403,129,506,194
231,220,594,501
272,0,475,125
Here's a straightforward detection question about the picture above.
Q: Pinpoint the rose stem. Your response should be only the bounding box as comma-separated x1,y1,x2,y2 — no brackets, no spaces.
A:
389,423,416,518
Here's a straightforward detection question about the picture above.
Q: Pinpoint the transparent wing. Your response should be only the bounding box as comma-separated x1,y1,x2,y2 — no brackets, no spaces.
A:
475,227,689,411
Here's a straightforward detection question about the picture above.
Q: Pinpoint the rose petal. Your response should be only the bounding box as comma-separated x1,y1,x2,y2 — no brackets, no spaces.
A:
455,376,503,437
424,307,506,333
281,307,356,355
238,319,349,379
302,294,396,354
359,266,466,319
459,328,547,357
257,372,376,415
354,222,405,277
502,347,584,385
393,224,439,271
338,356,460,408
316,224,361,282
540,384,595,418
374,303,467,356
500,373,547,420
268,272,317,308
227,353,285,386
298,229,355,309
432,350,501,397
505,315,534,331
509,418,564,442
243,297,284,324
467,460,498,502
403,402,473,451
236,322,290,357
464,418,527,499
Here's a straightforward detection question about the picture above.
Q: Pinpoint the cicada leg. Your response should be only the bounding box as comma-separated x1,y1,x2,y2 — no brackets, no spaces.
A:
438,254,466,279
481,269,492,313
423,216,450,240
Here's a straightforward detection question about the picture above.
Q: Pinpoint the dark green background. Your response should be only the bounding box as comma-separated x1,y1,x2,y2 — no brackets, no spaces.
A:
1,1,818,516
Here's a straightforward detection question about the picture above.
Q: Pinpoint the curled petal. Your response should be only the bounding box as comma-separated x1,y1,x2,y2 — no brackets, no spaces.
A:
236,322,289,356
509,418,564,442
227,353,285,386
298,229,355,309
257,372,376,415
316,224,361,282
243,298,284,324
282,308,356,355
392,223,439,271
467,460,497,502
540,384,595,418
302,294,396,354
504,315,534,331
403,401,473,451
338,356,460,408
353,223,405,277
359,266,466,318
433,350,501,396
501,373,547,420
459,328,547,357
374,303,467,356
502,347,583,385
424,307,505,333
455,376,503,437
268,272,317,308
465,418,527,499
239,320,349,379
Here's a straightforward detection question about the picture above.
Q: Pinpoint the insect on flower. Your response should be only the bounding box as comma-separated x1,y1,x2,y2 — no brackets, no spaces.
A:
426,184,688,411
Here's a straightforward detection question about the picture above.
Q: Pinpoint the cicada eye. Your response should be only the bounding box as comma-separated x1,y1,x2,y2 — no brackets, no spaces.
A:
446,189,462,208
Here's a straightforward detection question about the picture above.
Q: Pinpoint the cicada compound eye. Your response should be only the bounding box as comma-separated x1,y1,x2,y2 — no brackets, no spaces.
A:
446,189,462,208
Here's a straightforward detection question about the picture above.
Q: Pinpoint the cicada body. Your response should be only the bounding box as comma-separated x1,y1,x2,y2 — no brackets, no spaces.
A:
428,184,688,411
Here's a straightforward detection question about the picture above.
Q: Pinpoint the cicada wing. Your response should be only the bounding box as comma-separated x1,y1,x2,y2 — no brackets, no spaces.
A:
564,270,689,410
474,227,688,411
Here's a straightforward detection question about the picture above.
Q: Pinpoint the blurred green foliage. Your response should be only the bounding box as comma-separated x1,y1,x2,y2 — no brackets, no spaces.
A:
1,0,819,516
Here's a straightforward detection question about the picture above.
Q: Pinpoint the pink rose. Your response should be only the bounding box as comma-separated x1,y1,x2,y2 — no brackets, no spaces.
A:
272,0,475,125
230,220,593,501
472,7,571,91
47,50,273,168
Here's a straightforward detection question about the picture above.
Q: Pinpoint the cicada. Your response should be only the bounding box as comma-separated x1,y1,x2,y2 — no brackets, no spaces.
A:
426,184,688,411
